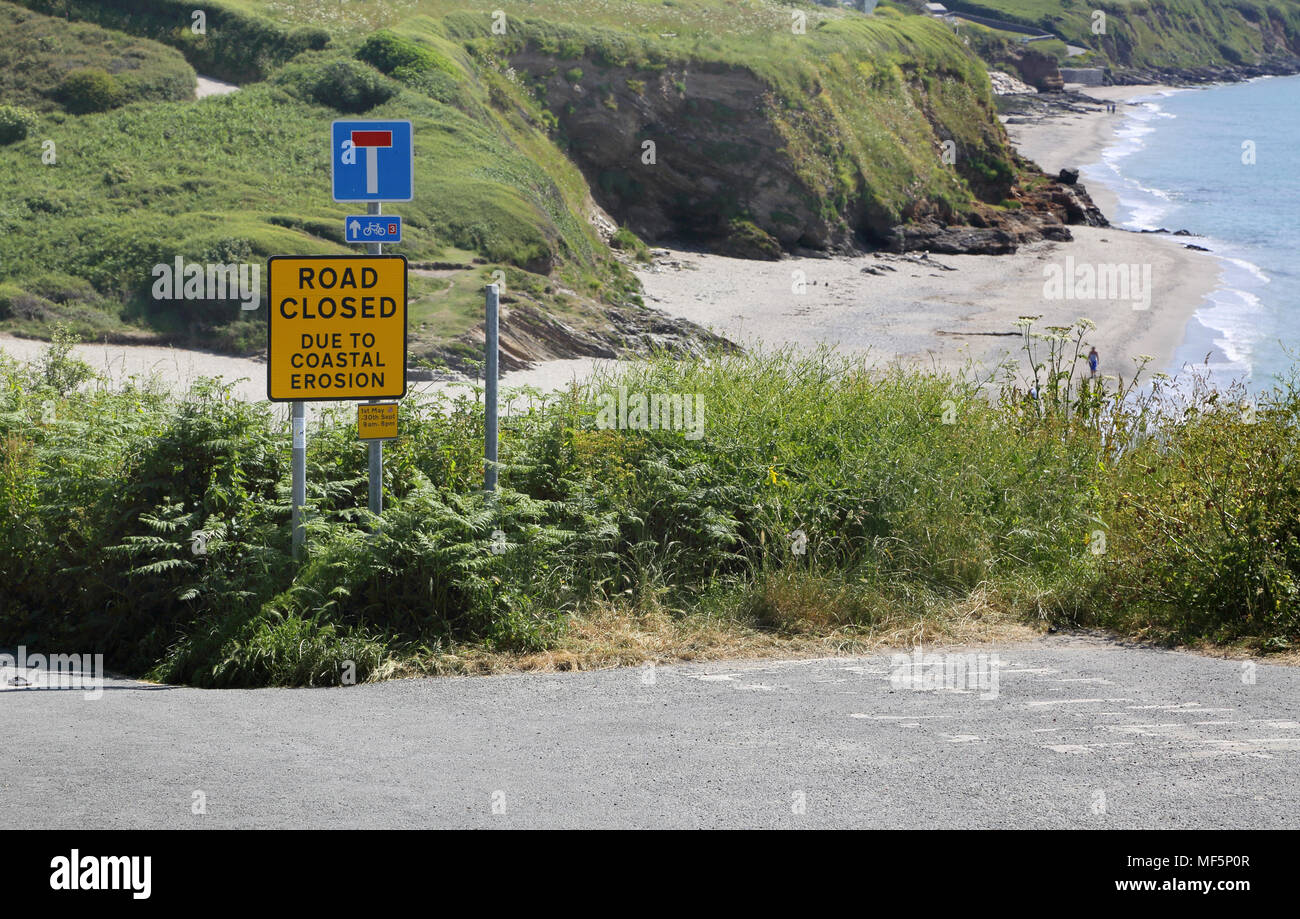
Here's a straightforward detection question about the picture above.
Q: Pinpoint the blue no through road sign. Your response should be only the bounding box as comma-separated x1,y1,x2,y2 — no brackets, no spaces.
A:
332,120,413,202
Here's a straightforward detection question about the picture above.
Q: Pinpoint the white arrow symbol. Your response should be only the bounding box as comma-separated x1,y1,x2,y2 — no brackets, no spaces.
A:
349,219,361,237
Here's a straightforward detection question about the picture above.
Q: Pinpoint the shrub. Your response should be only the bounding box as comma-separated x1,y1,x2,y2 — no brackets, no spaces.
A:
33,324,96,395
25,273,103,309
718,219,782,260
58,67,126,114
0,105,38,144
356,30,458,78
609,226,651,262
4,318,1298,687
287,26,331,54
273,55,396,113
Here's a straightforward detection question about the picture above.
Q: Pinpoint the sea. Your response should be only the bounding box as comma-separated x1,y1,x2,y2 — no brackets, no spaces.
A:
1083,74,1300,391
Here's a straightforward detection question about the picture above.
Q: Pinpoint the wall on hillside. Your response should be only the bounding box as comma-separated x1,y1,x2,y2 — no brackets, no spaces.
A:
1059,67,1105,85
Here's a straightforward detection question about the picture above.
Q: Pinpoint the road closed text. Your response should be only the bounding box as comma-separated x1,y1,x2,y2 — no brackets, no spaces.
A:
277,265,398,320
267,255,407,401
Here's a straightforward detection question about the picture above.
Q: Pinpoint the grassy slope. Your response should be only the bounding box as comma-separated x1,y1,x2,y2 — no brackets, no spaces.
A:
0,3,629,354
0,1,196,112
255,0,1015,231
947,0,1300,71
1,0,1020,353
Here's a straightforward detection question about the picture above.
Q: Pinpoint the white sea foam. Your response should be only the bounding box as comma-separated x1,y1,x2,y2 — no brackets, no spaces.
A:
1085,83,1294,388
1224,257,1270,285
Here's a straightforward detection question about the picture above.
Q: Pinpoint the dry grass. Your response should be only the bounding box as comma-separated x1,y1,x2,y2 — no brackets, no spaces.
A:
386,578,1043,680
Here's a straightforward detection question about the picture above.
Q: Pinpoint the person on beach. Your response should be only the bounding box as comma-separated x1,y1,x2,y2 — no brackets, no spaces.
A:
1088,346,1099,378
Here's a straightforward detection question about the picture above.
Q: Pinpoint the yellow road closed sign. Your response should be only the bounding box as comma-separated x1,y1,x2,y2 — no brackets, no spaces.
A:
358,402,398,440
267,254,407,401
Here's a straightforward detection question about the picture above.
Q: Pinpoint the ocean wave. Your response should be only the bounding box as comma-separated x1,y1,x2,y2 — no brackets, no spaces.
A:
1089,101,1186,231
1224,256,1270,285
1094,78,1299,388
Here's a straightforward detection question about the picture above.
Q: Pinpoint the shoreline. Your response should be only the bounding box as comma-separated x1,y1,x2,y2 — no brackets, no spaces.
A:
0,83,1229,394
630,82,1223,379
1002,84,1181,222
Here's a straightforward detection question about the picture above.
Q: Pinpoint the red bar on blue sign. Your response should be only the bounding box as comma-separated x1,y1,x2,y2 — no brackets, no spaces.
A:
351,130,393,148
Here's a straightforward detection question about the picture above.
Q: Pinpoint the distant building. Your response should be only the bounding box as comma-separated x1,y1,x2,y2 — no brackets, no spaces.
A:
925,2,949,14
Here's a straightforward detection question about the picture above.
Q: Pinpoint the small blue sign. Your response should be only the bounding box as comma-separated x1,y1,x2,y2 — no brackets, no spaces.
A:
331,120,413,202
345,215,403,244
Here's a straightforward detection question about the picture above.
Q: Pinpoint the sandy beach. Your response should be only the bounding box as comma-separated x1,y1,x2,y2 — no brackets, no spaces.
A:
0,333,610,414
632,82,1221,378
635,225,1217,377
0,82,1222,392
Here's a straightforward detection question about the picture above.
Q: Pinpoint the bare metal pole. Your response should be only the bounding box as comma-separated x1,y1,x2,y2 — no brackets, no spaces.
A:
367,202,383,517
484,283,499,492
291,400,306,560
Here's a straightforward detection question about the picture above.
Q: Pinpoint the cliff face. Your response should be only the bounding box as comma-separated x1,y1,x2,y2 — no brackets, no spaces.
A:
948,0,1300,81
511,53,857,253
502,26,1100,258
490,15,1090,258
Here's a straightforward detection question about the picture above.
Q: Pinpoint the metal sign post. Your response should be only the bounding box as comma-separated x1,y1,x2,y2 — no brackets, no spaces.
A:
367,201,383,517
291,401,306,560
278,118,412,559
485,283,499,492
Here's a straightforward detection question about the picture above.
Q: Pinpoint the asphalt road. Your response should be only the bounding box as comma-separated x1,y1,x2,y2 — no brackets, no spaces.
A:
3,636,1297,828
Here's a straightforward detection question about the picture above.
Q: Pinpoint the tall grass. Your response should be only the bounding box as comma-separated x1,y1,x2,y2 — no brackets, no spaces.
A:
2,325,1297,686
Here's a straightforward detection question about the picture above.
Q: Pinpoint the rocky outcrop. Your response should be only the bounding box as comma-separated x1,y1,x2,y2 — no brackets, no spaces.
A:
505,35,1096,262
988,70,1036,95
886,161,1106,255
427,296,735,375
1003,47,1063,92
1109,59,1300,86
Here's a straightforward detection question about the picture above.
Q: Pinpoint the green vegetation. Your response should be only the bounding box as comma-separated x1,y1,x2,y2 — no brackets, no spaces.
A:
0,105,39,144
11,0,312,82
0,7,633,355
56,67,127,113
3,326,1297,685
609,226,652,262
0,0,1028,353
0,1,195,112
947,0,1300,71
